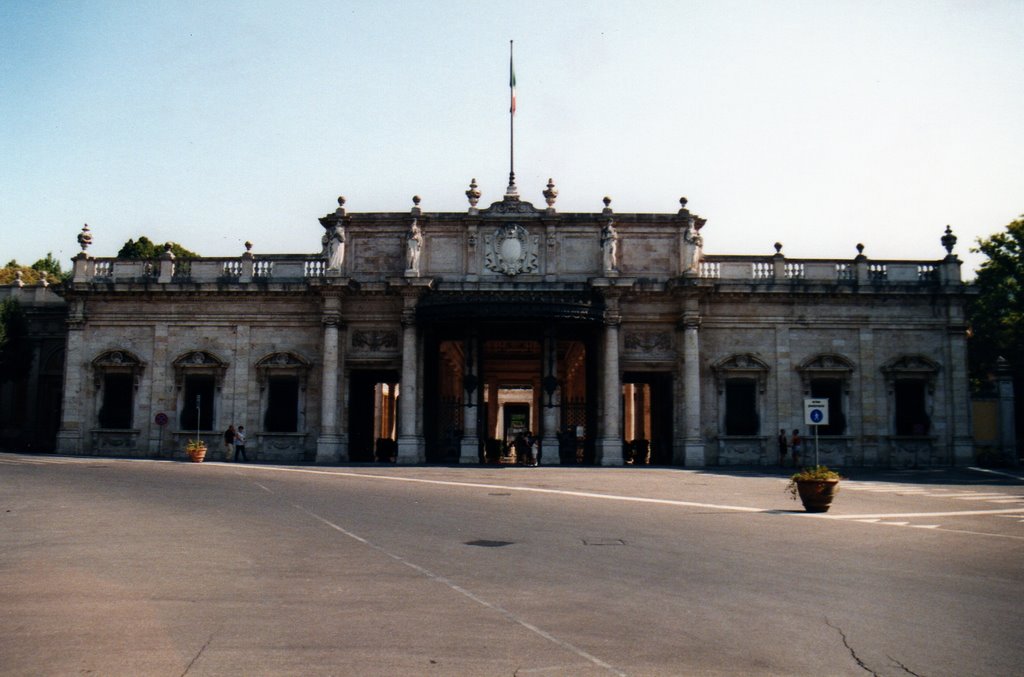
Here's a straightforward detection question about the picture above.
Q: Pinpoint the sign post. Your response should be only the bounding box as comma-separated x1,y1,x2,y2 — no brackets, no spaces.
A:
803,398,829,466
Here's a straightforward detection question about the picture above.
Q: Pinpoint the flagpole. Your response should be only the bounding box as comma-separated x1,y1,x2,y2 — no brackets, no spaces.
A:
507,39,517,196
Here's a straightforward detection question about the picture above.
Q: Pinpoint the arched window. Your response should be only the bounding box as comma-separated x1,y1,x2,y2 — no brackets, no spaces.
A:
92,350,145,430
796,354,855,436
173,351,228,432
712,354,769,436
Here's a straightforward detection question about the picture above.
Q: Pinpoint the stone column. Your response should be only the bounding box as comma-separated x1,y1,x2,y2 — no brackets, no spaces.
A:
397,308,424,463
459,333,480,464
540,332,560,465
682,315,704,466
316,315,342,463
598,299,624,466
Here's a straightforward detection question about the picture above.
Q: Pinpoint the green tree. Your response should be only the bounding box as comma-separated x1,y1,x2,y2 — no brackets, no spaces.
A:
31,252,68,283
969,215,1024,384
117,237,198,260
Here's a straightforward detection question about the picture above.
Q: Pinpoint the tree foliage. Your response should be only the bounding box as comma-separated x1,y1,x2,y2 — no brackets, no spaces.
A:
0,259,61,286
117,236,198,260
969,215,1024,382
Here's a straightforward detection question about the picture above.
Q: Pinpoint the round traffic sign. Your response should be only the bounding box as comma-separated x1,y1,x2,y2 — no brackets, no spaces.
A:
809,409,824,423
155,412,169,426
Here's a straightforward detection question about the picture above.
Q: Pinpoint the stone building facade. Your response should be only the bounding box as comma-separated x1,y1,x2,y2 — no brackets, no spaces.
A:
54,183,974,467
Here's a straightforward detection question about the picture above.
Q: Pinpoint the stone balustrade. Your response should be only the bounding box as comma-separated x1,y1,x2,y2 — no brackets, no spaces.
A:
70,252,959,286
700,256,952,285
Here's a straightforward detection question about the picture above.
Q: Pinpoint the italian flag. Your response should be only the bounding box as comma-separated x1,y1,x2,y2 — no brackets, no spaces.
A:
509,48,516,115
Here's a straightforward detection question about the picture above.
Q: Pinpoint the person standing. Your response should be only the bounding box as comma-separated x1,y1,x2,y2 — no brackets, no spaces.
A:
790,429,802,468
234,425,248,462
777,428,788,467
223,425,236,459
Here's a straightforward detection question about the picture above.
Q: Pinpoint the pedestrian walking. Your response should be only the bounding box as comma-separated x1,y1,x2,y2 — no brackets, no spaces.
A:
777,428,788,466
790,429,802,468
223,425,236,458
234,425,248,462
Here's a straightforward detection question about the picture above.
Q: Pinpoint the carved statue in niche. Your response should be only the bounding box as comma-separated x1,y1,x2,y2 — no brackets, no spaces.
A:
601,218,619,272
406,219,423,273
322,225,346,272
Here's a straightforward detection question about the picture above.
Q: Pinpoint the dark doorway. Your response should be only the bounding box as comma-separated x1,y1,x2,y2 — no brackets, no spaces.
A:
622,372,674,465
348,369,400,462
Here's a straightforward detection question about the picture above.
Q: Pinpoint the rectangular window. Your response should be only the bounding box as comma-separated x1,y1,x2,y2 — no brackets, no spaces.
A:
724,378,758,435
265,376,299,433
180,375,215,431
98,373,133,429
810,378,845,435
894,380,929,435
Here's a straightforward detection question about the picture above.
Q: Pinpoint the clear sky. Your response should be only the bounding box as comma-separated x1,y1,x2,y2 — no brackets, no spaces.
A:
2,0,1021,277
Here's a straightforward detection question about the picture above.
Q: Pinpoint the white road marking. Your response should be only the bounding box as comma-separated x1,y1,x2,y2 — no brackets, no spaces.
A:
293,503,627,677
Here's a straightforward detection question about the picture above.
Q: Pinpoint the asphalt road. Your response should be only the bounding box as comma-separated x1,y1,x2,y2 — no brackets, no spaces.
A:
1,454,1022,676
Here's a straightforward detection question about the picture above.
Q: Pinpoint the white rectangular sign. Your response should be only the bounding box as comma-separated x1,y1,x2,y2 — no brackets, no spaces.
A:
804,398,829,426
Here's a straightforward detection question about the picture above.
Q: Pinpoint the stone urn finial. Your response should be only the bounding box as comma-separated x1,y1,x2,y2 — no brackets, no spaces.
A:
543,178,558,209
77,223,92,252
336,196,347,216
465,179,481,209
856,243,865,255
774,242,783,254
941,225,957,255
679,197,688,210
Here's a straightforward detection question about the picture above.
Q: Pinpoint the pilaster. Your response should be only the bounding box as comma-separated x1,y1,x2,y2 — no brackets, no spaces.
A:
56,301,87,454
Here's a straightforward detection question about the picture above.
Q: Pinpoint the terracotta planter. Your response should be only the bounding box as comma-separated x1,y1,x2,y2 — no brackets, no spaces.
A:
187,447,207,463
796,478,839,513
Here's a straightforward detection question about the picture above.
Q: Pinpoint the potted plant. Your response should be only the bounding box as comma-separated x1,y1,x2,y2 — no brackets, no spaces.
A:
185,439,207,463
787,465,841,513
